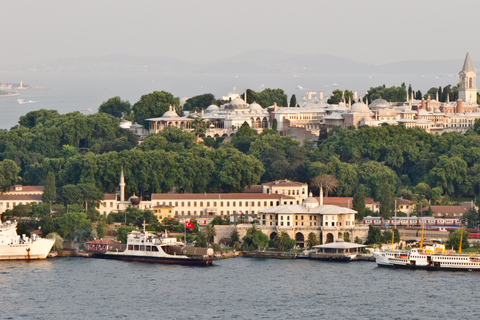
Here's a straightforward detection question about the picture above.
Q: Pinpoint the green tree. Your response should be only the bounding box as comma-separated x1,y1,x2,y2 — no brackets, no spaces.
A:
306,232,319,248
117,225,136,243
242,225,269,251
353,184,366,221
231,122,259,154
42,172,56,204
272,231,296,251
183,94,216,112
289,94,297,107
57,211,93,242
96,216,108,238
191,114,207,137
328,89,354,104
206,224,217,247
0,159,20,192
132,91,180,128
446,228,469,251
365,225,382,245
230,229,240,245
98,96,131,119
46,232,64,252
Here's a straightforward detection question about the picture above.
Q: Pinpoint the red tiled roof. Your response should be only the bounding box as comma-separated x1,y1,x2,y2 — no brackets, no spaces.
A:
261,180,307,187
0,194,42,201
104,194,117,200
243,185,263,193
7,186,44,194
151,193,296,200
319,196,375,207
422,205,471,214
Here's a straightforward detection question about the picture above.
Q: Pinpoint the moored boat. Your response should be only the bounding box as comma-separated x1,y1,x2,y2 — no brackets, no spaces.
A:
92,229,215,266
375,243,480,271
0,220,55,260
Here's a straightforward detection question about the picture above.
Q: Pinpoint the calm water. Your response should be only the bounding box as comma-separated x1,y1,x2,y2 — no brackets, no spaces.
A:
0,257,478,320
0,71,453,130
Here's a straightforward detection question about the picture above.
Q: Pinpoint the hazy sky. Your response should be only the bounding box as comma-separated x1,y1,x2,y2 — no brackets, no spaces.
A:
2,0,480,66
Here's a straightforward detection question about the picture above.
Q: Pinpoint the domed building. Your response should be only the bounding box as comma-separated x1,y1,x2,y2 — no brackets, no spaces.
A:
342,101,373,128
369,98,390,111
145,105,193,134
259,189,361,246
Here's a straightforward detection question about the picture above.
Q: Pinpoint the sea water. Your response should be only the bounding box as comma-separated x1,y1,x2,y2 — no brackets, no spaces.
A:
0,257,478,320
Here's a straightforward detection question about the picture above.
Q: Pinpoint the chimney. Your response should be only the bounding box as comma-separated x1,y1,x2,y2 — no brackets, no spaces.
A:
457,99,463,114
308,92,312,100
319,92,324,100
354,91,358,101
319,187,323,206
421,98,426,110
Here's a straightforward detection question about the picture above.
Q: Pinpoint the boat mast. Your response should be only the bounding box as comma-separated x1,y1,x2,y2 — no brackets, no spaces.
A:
459,223,464,254
419,220,424,249
391,199,397,252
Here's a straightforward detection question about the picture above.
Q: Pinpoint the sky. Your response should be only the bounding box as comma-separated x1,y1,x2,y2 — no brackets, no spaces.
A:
2,0,480,66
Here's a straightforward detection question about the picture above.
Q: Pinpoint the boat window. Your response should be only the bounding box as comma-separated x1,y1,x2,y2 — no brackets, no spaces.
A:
128,245,133,250
152,246,159,252
140,245,145,251
134,245,139,250
146,246,152,251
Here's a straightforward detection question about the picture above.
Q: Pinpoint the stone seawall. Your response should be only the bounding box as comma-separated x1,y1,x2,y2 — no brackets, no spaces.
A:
242,251,297,259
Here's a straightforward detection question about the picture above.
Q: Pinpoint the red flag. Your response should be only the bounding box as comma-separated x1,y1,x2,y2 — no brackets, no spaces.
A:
185,221,194,230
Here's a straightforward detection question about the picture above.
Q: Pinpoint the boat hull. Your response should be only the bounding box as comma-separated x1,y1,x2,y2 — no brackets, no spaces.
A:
92,252,214,266
0,239,55,260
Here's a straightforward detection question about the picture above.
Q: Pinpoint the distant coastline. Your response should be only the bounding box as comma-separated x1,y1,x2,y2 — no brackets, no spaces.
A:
0,91,20,97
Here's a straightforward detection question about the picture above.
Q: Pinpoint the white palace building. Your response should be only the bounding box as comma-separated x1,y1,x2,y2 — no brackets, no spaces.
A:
114,52,480,142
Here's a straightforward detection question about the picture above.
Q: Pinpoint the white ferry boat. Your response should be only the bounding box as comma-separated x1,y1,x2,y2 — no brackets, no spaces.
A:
375,243,480,271
93,230,215,266
0,220,55,260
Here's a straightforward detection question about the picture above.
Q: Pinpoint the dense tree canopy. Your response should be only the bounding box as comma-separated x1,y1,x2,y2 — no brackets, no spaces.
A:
132,91,180,128
98,96,131,119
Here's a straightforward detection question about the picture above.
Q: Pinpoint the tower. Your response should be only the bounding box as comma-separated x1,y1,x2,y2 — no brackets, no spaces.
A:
119,166,125,202
458,52,477,104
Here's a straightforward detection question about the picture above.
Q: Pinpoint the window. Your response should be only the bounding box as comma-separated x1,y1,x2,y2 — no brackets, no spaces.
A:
214,202,217,207
287,216,290,221
281,216,283,220
251,201,255,207
239,201,242,207
175,202,178,206
207,202,210,207
287,222,290,226
227,202,230,207
194,202,197,207
200,202,203,207
169,202,172,206
301,216,304,220
233,201,236,206
220,202,224,207
258,201,261,206
181,202,184,207
264,201,267,206
187,202,191,207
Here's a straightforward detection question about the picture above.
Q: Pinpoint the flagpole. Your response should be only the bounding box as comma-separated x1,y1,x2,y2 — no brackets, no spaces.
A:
184,218,186,247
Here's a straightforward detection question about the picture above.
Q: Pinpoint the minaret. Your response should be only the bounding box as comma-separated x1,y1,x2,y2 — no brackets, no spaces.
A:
459,52,477,104
120,167,125,202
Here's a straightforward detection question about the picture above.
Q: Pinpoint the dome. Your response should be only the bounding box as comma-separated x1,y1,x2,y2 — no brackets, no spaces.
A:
370,99,390,110
351,101,371,113
303,192,319,208
231,97,246,106
129,194,140,206
163,110,178,118
249,102,263,110
206,105,219,113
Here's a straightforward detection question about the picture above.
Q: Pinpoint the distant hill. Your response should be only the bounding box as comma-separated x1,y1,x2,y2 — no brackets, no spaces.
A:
0,51,475,76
